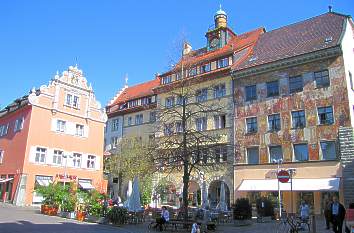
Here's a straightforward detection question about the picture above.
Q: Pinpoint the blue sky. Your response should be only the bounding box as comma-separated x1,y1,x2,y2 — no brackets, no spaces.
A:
0,0,353,108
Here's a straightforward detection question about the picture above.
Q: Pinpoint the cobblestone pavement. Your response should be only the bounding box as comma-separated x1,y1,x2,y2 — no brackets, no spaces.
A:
0,203,336,233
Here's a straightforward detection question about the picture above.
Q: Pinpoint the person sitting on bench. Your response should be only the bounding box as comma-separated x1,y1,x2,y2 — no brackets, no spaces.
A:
154,206,170,231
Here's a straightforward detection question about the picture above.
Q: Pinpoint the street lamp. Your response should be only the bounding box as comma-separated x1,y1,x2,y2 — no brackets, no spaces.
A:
62,154,73,187
273,158,283,219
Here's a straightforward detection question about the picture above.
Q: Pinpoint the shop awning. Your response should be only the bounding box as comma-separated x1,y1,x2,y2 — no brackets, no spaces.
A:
0,178,13,183
78,181,94,190
237,178,340,192
35,176,53,186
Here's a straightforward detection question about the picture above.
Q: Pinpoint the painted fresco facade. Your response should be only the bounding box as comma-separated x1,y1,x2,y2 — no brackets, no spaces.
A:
232,13,354,214
0,66,107,206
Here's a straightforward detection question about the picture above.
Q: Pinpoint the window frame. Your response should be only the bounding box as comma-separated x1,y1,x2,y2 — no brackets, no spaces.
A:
196,88,208,102
269,145,283,162
75,124,84,136
196,117,207,132
72,153,82,168
165,96,175,108
35,147,47,164
293,143,309,161
289,75,303,93
291,110,306,128
246,117,258,134
135,114,143,125
0,150,4,164
247,147,259,165
87,155,96,169
266,81,279,97
56,120,66,133
320,140,337,160
245,85,257,101
214,114,226,129
317,106,334,125
213,84,226,99
268,113,281,132
314,70,330,88
52,150,63,165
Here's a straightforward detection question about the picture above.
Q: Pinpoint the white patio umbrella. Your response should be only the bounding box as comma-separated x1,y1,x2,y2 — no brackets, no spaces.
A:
201,181,209,209
123,180,133,208
216,182,228,211
126,177,142,212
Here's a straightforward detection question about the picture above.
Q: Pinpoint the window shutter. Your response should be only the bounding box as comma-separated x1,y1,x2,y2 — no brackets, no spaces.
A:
84,125,89,138
95,156,100,170
51,119,57,131
67,122,75,135
46,149,54,165
28,146,37,163
81,154,88,169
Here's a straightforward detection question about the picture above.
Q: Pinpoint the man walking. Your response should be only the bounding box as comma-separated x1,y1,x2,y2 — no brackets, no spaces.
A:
331,196,346,233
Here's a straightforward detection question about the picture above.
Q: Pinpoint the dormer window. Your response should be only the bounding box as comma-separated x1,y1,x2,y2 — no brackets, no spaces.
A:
188,67,197,77
200,63,211,74
162,76,172,84
217,57,229,69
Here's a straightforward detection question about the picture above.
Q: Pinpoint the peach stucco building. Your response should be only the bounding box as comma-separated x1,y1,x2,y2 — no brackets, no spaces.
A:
0,65,107,206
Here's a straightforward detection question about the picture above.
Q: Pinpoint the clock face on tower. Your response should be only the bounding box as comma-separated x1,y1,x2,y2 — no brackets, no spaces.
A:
210,38,219,49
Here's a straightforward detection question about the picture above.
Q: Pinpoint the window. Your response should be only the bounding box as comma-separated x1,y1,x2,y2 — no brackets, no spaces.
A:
56,120,66,132
175,72,182,81
0,150,4,164
111,119,119,131
128,99,139,108
196,88,208,102
214,115,226,129
73,96,79,108
318,106,334,125
87,155,96,169
200,63,211,73
176,121,183,133
14,117,24,132
149,112,156,123
75,124,84,136
293,144,308,161
289,76,303,93
246,117,257,133
320,141,337,160
162,76,172,84
127,117,132,126
111,137,119,148
66,94,79,108
269,145,283,162
213,84,226,98
176,95,188,105
0,124,9,137
315,70,330,88
247,147,259,164
215,147,227,162
53,150,63,165
66,94,72,105
292,110,306,128
267,81,279,97
142,96,152,105
245,85,257,101
188,67,197,77
217,57,229,68
135,114,143,125
268,114,281,131
35,147,46,163
163,123,174,136
196,117,207,131
165,97,175,108
72,153,81,168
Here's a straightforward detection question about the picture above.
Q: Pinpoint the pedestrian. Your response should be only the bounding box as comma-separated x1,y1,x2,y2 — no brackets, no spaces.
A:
191,223,200,233
154,206,170,231
300,200,310,221
330,196,346,233
324,198,333,230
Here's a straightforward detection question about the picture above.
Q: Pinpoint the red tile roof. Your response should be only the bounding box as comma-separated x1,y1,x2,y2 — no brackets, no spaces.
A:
109,79,160,107
233,12,348,71
161,27,265,76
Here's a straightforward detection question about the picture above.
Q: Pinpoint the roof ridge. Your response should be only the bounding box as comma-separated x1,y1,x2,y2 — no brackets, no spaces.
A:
264,12,348,35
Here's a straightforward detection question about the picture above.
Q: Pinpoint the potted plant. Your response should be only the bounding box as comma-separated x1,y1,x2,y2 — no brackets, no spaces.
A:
76,190,89,221
86,190,105,223
35,183,66,216
107,206,128,225
60,189,77,219
233,198,252,226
